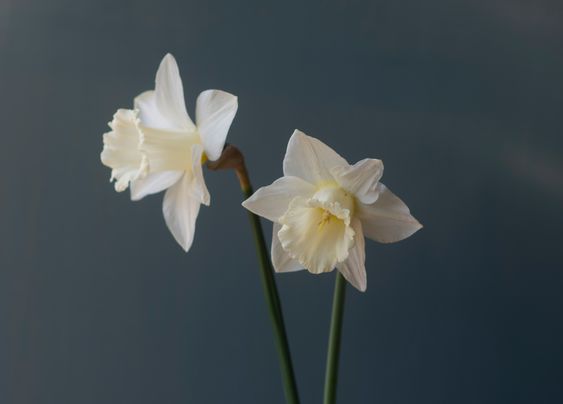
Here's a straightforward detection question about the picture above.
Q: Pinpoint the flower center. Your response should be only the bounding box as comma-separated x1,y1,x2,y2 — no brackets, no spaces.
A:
311,185,355,219
277,185,356,274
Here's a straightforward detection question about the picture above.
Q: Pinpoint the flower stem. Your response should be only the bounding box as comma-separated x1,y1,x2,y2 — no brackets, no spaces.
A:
323,272,347,404
208,146,300,404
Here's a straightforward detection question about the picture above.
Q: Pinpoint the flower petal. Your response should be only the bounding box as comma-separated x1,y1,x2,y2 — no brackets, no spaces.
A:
196,90,238,161
190,143,210,206
271,223,303,273
283,130,348,184
278,197,355,274
134,91,169,130
331,158,383,204
155,54,195,131
242,176,316,222
337,219,367,292
357,183,422,243
130,171,183,201
134,54,195,132
162,171,202,252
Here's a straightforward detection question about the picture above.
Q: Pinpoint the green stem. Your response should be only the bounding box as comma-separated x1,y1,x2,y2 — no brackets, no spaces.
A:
207,145,300,403
235,168,300,404
241,181,300,404
323,272,347,404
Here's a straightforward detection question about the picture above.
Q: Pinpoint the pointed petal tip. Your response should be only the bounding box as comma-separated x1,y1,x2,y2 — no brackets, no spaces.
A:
241,195,259,216
356,283,367,293
410,218,424,233
171,230,195,254
290,129,307,139
341,270,367,292
162,52,176,62
158,53,179,75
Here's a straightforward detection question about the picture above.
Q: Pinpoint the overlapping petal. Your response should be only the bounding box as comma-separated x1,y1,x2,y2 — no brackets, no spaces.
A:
357,183,422,243
161,143,210,252
336,219,367,292
162,171,202,252
134,56,196,132
242,176,316,222
271,223,303,273
154,54,195,131
189,144,210,206
196,90,238,161
130,171,184,201
283,130,348,184
332,158,383,204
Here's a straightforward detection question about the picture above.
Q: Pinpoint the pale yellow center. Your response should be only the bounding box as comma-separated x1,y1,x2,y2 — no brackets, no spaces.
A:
278,185,356,274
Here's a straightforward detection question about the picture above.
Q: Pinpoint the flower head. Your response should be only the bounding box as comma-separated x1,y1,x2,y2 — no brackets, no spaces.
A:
101,54,238,251
242,130,422,291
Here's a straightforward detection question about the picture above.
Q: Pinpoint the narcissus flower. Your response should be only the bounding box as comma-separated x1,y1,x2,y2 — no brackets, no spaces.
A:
242,130,422,291
101,54,238,251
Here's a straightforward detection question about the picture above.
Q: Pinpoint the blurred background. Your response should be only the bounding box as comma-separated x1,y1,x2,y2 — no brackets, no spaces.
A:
1,0,562,403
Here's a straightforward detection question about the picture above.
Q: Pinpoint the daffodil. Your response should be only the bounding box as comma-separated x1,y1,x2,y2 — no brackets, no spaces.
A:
242,130,422,291
101,54,238,251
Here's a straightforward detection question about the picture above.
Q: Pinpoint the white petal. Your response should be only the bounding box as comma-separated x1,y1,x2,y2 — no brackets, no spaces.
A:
271,223,303,273
155,54,195,130
283,130,348,184
196,90,238,161
130,171,183,201
331,158,383,204
190,143,210,206
357,183,422,243
242,176,316,222
134,55,195,132
337,219,367,292
162,172,202,252
134,91,167,130
278,197,355,274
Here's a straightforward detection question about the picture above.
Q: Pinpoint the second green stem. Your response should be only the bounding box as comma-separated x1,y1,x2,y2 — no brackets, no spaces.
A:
323,272,347,404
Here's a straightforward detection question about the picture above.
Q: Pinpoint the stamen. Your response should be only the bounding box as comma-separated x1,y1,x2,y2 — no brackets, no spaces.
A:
318,210,334,228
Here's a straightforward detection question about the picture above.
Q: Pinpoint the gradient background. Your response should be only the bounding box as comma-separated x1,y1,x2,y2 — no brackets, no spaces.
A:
1,0,563,403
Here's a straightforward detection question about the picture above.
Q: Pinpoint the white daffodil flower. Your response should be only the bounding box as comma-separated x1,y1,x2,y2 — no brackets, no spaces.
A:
242,130,422,292
101,54,238,251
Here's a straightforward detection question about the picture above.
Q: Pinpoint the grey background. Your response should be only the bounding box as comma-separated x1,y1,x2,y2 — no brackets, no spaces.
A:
1,0,562,403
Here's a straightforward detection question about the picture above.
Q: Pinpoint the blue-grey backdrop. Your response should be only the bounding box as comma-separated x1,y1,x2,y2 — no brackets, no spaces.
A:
1,0,562,403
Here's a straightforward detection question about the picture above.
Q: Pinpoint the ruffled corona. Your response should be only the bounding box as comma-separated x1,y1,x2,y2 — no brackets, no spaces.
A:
278,195,355,275
101,109,148,192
